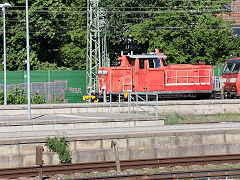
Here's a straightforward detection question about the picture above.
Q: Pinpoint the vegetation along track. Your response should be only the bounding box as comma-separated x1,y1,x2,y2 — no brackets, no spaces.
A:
76,168,240,179
2,154,240,179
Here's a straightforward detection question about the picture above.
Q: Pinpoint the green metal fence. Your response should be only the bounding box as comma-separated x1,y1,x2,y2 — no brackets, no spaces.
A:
213,67,223,76
0,70,86,103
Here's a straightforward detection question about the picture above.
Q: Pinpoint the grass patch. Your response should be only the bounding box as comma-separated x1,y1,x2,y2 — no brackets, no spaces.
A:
163,113,240,125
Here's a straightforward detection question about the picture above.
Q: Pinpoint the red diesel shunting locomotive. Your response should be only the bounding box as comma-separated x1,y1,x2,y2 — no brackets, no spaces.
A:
98,49,213,100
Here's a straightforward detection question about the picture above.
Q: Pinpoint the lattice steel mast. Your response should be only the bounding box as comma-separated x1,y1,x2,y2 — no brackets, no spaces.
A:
86,0,109,95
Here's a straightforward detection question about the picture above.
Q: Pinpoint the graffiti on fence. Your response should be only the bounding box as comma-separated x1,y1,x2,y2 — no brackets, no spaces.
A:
0,81,69,103
68,87,82,94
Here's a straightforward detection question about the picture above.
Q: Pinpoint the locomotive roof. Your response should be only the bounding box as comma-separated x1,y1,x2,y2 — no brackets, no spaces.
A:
229,57,240,61
126,55,167,59
228,57,240,63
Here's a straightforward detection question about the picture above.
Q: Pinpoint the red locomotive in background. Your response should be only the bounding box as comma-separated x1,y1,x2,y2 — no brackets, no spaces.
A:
222,57,240,98
97,49,213,101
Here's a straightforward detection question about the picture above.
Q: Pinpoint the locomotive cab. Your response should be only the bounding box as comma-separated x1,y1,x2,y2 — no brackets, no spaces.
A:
127,55,167,92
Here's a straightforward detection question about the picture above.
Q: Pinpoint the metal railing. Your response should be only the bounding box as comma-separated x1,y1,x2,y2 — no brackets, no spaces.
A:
118,76,132,92
213,76,223,91
98,78,105,92
165,69,211,86
109,92,158,116
212,76,224,99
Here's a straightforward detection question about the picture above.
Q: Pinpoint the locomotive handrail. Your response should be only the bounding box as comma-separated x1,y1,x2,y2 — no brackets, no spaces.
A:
213,76,224,90
118,76,132,92
98,78,105,92
165,69,212,86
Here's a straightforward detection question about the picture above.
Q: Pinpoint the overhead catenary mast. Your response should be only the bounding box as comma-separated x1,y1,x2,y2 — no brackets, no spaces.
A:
86,0,109,96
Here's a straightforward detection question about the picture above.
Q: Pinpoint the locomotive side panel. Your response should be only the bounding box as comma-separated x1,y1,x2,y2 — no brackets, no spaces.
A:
133,59,146,92
145,59,165,91
132,58,165,92
98,67,132,93
146,68,165,91
164,65,213,93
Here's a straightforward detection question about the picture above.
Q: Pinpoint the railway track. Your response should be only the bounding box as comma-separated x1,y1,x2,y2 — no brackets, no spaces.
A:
1,154,240,179
75,168,240,179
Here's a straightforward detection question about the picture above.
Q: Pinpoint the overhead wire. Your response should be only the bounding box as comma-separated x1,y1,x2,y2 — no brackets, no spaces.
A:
2,8,231,20
0,28,229,35
0,1,235,35
4,8,227,14
1,23,230,33
5,12,230,23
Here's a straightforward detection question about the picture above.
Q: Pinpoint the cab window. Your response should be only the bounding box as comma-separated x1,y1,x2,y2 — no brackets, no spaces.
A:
139,59,144,69
129,58,135,66
149,59,154,68
148,58,161,68
222,63,233,74
154,59,161,68
232,63,240,73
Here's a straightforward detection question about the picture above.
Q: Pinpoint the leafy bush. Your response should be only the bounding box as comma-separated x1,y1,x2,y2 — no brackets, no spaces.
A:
31,93,46,104
0,86,65,104
33,62,72,71
46,96,64,104
7,87,27,104
46,135,71,164
0,90,4,104
0,86,46,104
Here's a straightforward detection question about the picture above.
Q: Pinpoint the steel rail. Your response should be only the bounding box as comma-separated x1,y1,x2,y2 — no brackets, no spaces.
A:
1,154,240,179
75,168,240,179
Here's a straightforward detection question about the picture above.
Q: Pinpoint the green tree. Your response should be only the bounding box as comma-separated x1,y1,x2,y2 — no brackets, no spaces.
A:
101,0,164,61
0,0,239,70
0,86,46,104
0,0,87,71
100,0,240,65
125,0,239,65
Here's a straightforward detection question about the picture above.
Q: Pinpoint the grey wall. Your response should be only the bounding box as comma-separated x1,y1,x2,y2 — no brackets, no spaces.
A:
1,128,240,168
0,99,239,116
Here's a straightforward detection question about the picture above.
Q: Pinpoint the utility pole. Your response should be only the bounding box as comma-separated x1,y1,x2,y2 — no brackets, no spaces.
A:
86,0,109,95
26,0,31,120
0,3,11,106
